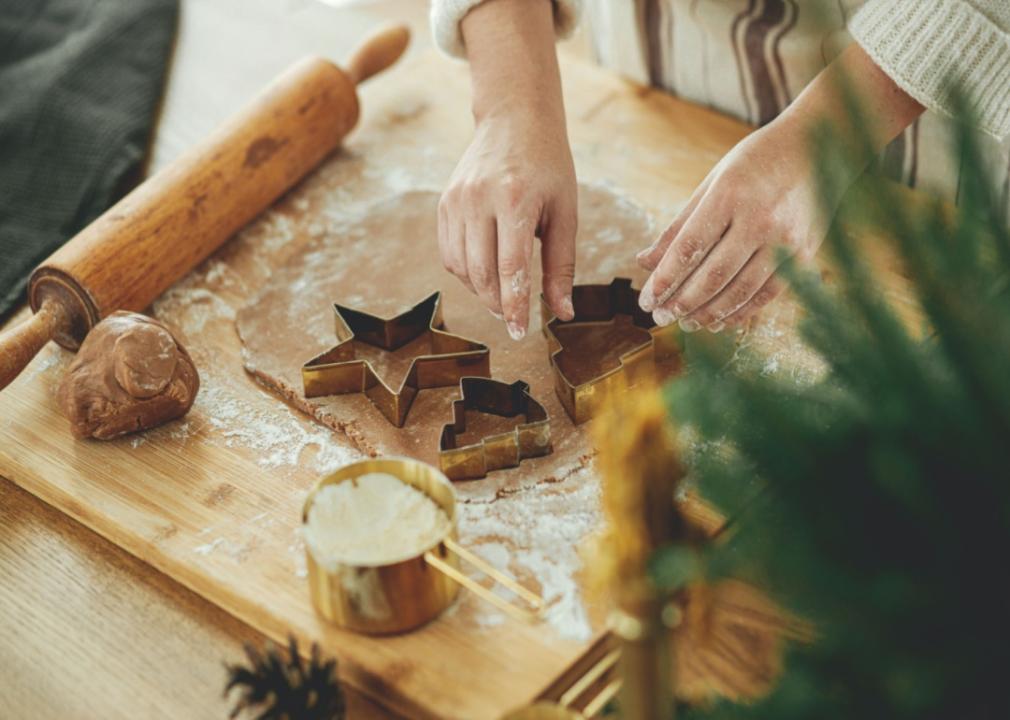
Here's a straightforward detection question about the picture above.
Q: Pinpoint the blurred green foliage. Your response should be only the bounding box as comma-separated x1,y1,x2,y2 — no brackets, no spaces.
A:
657,98,1010,719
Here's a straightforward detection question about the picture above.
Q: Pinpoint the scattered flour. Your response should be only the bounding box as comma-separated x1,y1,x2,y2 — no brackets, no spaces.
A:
151,267,361,475
288,529,309,579
456,468,602,642
153,285,236,337
22,344,66,382
146,136,603,642
509,268,530,296
246,211,297,254
193,377,361,472
365,165,415,194
194,538,224,556
727,298,824,386
596,226,624,245
201,259,235,287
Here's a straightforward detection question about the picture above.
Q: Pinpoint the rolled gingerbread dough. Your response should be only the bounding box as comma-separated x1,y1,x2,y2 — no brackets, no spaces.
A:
60,311,200,440
236,185,659,495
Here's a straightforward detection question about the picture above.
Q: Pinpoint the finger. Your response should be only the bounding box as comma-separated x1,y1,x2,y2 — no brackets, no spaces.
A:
722,273,786,328
540,193,577,321
651,230,760,331
465,216,503,317
439,193,474,293
637,174,713,271
679,247,778,331
497,208,536,340
638,195,731,313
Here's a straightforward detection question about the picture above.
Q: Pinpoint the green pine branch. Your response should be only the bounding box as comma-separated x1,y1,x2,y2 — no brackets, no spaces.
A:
657,93,1010,719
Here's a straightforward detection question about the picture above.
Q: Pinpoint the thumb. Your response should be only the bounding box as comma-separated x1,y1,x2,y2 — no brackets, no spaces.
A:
541,194,577,321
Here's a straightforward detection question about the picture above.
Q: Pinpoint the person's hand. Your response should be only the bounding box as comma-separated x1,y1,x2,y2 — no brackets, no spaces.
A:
637,44,925,332
437,0,577,340
439,107,577,339
635,120,831,332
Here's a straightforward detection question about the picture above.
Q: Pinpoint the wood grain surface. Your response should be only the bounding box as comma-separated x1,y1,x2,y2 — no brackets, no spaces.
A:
0,477,398,720
0,1,924,717
32,56,358,342
0,50,751,720
0,2,426,718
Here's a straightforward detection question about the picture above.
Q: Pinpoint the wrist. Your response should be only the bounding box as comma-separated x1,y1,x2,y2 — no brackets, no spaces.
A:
472,87,566,132
463,0,565,126
773,95,869,189
774,45,924,186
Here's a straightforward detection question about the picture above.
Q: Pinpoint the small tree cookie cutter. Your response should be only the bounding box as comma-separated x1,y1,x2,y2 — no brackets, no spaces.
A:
438,377,552,481
540,277,680,425
302,292,490,427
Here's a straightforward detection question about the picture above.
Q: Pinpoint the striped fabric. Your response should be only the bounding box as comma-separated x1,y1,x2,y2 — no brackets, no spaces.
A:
582,0,1010,227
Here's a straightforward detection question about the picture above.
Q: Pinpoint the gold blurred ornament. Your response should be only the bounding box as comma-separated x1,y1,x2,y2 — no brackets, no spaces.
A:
584,381,813,717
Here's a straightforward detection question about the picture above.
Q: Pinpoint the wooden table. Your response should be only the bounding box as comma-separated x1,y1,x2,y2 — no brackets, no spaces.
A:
0,0,922,717
0,478,397,719
0,2,431,717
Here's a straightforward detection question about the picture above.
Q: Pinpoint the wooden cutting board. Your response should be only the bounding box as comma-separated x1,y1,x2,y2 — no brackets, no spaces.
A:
0,50,914,719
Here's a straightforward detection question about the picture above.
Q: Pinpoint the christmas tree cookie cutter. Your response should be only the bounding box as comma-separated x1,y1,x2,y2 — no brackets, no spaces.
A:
438,377,552,481
540,277,680,425
302,292,490,427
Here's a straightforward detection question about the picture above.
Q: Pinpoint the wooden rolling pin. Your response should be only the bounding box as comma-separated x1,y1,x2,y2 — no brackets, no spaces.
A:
0,24,410,391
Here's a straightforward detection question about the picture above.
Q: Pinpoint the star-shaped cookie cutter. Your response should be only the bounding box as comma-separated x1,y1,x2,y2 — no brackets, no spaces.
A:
540,277,680,425
438,377,552,481
302,292,491,427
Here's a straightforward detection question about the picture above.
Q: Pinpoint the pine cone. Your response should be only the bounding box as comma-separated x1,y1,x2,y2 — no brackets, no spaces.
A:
224,635,345,720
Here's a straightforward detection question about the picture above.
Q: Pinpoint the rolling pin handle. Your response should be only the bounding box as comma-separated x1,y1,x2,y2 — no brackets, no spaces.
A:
0,299,68,391
345,24,411,86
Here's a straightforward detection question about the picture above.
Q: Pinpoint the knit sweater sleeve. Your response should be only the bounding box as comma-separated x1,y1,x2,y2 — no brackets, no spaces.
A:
849,0,1010,139
430,0,582,59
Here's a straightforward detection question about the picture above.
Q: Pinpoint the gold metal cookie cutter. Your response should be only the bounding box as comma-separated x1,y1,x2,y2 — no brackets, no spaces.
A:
439,377,552,481
302,292,490,427
540,277,680,425
303,457,543,635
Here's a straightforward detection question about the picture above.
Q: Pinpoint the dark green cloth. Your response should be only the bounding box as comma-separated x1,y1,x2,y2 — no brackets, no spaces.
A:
0,0,178,321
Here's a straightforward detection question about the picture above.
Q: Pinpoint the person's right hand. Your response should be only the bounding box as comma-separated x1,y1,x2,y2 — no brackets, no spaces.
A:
438,107,577,340
437,0,577,340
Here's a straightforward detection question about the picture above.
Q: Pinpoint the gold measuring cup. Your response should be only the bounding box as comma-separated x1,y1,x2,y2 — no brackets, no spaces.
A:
302,457,543,634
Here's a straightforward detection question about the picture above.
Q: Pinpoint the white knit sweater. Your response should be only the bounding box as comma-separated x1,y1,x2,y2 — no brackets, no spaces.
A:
430,0,1010,140
430,0,583,59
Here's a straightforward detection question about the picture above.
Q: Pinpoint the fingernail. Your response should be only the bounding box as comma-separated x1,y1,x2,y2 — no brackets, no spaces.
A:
639,287,656,312
489,308,504,321
672,304,686,318
638,277,655,312
653,308,676,327
679,318,701,333
507,321,526,341
560,295,575,320
707,321,725,333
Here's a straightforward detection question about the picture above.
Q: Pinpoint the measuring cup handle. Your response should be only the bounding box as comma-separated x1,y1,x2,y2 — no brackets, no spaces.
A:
559,647,623,717
424,538,543,623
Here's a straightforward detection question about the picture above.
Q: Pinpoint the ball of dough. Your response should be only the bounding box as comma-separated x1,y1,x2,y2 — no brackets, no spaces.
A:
113,322,178,398
59,311,199,440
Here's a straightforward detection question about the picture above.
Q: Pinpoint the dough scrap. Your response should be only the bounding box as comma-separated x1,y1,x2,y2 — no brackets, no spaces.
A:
59,311,200,440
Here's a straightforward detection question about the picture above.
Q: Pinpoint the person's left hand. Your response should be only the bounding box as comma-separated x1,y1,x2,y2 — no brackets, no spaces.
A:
635,119,835,332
